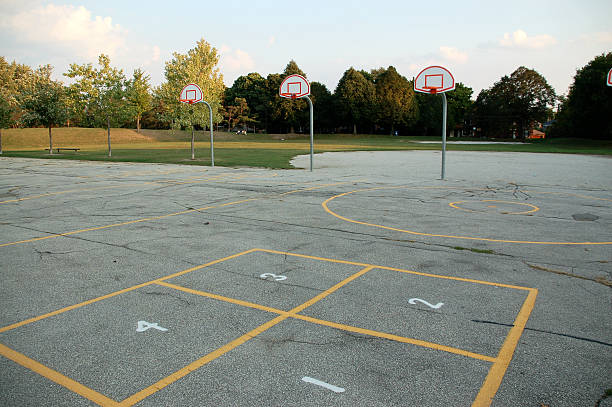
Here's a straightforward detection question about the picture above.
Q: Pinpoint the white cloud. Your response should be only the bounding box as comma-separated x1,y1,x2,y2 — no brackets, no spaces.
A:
499,29,556,49
219,45,255,72
439,46,468,64
1,4,127,59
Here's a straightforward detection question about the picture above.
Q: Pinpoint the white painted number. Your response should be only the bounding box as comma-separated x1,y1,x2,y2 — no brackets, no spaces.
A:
408,298,444,309
259,273,287,281
136,320,168,332
302,376,345,393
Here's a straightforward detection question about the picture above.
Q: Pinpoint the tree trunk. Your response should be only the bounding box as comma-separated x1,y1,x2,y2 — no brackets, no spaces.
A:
137,113,141,133
353,123,357,135
191,127,195,160
107,115,112,157
48,126,53,155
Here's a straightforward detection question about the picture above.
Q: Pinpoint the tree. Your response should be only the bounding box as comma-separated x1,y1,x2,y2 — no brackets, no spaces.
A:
223,97,253,131
310,82,335,133
474,66,555,138
127,68,152,133
552,52,612,139
0,97,14,154
20,78,67,155
64,54,130,156
226,72,269,132
335,68,375,134
157,38,225,133
374,66,418,134
276,60,308,133
415,83,473,137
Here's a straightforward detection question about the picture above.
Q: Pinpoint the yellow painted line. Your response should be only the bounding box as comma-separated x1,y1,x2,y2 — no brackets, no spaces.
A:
0,183,151,204
0,171,254,204
292,314,496,363
0,282,154,334
0,343,120,407
118,255,373,405
159,281,496,363
472,288,538,407
156,281,289,315
322,187,612,245
290,266,374,313
449,200,540,215
0,248,531,405
0,249,258,333
0,182,348,248
256,249,533,291
118,314,288,406
278,181,350,196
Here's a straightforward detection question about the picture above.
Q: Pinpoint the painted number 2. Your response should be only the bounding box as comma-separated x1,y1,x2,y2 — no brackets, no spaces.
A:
259,273,287,281
408,298,444,309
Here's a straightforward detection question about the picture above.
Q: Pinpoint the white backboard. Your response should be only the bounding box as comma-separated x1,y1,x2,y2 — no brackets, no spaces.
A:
279,74,310,98
179,83,204,104
414,66,455,94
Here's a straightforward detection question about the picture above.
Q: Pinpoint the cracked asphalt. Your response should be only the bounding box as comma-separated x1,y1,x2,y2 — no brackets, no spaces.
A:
0,151,610,406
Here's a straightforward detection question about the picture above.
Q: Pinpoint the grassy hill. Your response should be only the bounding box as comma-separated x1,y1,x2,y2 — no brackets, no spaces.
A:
1,127,610,169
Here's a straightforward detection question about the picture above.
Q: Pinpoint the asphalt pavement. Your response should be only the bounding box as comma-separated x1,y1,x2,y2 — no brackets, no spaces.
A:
0,150,610,406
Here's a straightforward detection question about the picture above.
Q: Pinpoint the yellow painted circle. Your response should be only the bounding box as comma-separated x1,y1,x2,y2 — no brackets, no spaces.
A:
449,200,540,215
322,186,612,245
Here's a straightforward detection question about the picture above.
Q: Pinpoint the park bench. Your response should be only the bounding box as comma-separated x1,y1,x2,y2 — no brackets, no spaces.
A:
45,147,80,153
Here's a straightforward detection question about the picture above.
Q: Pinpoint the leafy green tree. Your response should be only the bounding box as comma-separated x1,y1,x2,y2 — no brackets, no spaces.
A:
226,72,269,132
277,60,308,133
157,38,225,133
127,68,152,133
64,54,130,156
374,66,417,134
474,66,555,138
552,52,612,139
415,83,473,137
20,78,67,154
0,96,14,154
335,68,375,134
1,58,55,125
446,83,473,134
310,81,335,133
223,97,254,131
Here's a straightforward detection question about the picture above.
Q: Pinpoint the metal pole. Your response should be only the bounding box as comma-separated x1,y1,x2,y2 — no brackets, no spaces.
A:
304,96,313,172
441,93,447,180
190,127,195,160
202,101,214,167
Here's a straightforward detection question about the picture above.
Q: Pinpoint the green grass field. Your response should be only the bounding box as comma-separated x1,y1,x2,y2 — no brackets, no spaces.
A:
1,127,611,168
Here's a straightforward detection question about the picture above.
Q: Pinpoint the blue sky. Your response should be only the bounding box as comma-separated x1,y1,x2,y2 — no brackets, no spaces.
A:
1,0,611,98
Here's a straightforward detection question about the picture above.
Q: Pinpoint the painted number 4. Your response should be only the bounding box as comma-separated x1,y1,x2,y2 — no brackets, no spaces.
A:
136,320,168,332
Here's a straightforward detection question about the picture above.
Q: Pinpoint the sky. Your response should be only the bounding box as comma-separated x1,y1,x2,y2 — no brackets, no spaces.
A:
1,0,611,99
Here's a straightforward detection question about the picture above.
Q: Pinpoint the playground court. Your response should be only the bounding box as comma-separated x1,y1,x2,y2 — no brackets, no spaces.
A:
0,150,610,406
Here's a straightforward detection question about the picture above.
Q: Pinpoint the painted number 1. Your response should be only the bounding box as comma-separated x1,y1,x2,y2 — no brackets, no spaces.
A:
408,298,444,309
259,273,287,281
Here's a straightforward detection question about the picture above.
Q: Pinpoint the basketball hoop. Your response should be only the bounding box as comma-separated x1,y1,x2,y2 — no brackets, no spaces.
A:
179,84,204,105
290,93,298,100
424,86,439,95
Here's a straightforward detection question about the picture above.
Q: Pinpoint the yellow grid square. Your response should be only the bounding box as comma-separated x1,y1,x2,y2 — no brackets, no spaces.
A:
0,248,537,407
